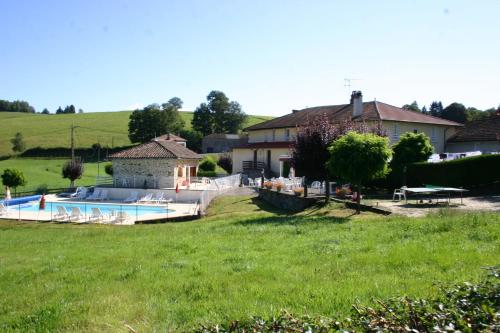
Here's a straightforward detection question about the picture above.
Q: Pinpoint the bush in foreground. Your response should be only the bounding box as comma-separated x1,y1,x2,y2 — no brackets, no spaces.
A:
196,267,499,332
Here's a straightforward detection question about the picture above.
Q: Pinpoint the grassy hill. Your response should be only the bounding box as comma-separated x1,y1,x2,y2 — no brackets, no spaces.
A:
0,111,273,156
0,196,498,331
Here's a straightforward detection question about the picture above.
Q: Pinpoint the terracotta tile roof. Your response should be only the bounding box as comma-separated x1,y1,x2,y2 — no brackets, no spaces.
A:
448,116,500,142
234,141,292,149
245,101,462,130
154,133,186,142
110,140,202,159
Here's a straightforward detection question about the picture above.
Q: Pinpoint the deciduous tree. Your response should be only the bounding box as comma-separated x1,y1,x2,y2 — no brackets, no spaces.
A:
10,132,26,153
192,91,247,136
327,132,391,213
62,158,84,188
442,102,467,123
1,168,27,196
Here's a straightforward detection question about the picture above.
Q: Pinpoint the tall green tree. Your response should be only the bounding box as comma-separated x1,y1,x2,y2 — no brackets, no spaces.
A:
192,91,247,136
128,97,185,143
10,132,26,153
41,108,50,114
1,168,27,196
402,101,421,112
442,102,467,123
327,132,391,213
429,101,443,118
390,132,433,186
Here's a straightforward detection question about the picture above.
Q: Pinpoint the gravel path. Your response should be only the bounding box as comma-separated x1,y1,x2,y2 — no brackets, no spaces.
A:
374,196,500,217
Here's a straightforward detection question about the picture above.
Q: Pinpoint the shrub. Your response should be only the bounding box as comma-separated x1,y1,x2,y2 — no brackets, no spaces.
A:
104,163,113,176
263,181,273,189
217,153,232,174
293,187,304,196
62,158,84,188
35,184,49,194
196,268,499,333
197,170,217,178
199,157,217,172
407,154,500,187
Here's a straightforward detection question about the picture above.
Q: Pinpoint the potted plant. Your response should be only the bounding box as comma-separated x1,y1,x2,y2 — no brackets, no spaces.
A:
275,181,284,192
264,181,273,190
293,187,304,196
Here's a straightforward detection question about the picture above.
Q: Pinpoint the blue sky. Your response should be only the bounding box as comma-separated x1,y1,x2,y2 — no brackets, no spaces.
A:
1,0,499,116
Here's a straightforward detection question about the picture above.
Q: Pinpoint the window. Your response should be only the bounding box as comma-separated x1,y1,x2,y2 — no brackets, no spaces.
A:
431,128,438,143
413,129,418,134
177,166,183,177
392,125,399,140
285,129,290,140
272,130,276,142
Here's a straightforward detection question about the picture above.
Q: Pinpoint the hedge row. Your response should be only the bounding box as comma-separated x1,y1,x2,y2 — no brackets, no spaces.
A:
19,146,133,160
406,154,500,187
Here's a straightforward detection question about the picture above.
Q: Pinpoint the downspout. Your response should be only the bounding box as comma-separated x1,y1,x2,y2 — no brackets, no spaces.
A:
443,127,449,153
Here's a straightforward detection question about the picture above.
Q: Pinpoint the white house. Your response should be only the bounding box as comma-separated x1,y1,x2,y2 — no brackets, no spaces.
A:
232,91,463,176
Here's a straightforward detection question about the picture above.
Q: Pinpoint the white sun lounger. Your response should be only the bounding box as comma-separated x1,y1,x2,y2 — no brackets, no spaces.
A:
0,203,10,216
69,207,84,222
137,193,153,203
113,211,130,224
73,187,88,199
98,190,108,201
54,206,70,221
88,207,106,223
86,189,101,201
124,191,138,203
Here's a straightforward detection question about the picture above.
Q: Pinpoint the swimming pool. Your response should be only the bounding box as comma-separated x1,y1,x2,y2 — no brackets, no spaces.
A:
11,200,174,218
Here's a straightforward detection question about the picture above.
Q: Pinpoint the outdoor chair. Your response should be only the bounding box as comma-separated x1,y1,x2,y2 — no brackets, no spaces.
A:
124,191,138,203
69,207,84,222
74,187,88,199
54,206,70,221
393,188,406,201
86,189,101,201
98,190,108,201
0,203,9,216
138,193,153,203
89,207,106,223
113,211,130,224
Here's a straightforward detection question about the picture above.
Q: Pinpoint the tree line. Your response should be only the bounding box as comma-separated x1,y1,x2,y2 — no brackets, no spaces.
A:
128,90,247,152
402,101,499,123
0,99,83,114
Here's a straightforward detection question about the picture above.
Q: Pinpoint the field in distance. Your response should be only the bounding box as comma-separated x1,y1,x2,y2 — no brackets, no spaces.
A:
0,111,273,156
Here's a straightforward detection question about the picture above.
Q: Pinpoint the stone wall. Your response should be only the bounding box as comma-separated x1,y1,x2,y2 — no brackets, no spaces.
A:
112,158,199,189
258,188,318,212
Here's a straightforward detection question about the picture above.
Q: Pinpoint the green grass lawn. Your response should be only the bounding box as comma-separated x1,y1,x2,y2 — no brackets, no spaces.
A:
0,196,498,331
0,112,273,156
0,158,100,195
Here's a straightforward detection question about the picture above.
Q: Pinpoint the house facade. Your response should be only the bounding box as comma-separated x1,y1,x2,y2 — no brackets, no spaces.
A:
109,134,202,189
201,133,248,153
446,114,500,153
233,91,462,176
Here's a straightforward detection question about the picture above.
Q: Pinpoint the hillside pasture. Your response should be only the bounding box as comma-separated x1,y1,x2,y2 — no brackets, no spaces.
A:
0,111,273,156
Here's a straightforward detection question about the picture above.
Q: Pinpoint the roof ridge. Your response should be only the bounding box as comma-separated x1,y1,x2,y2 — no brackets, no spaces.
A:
376,101,463,125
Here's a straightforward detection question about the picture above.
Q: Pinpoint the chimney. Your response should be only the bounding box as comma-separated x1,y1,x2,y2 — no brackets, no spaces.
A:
351,91,363,118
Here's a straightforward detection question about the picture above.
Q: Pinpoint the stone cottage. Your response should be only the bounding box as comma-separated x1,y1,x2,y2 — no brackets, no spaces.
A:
109,134,202,189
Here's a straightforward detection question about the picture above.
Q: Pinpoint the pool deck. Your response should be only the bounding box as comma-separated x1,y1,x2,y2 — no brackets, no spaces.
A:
0,195,199,225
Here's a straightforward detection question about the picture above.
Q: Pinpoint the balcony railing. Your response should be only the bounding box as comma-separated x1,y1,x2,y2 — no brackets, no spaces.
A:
242,161,266,170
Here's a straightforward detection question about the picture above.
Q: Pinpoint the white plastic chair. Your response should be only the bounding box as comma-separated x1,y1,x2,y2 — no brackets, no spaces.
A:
393,188,406,201
89,207,105,223
54,206,70,221
69,207,84,222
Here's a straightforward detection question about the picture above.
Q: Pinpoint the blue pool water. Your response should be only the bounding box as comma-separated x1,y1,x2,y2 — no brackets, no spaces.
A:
13,201,174,217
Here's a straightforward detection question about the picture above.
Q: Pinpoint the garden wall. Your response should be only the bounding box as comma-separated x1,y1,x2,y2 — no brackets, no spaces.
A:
258,188,317,212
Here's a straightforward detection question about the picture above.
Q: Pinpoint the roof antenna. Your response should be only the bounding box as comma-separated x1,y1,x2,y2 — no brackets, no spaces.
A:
344,78,362,91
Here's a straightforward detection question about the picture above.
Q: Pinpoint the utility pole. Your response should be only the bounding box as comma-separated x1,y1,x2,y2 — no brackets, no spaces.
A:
70,124,80,162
